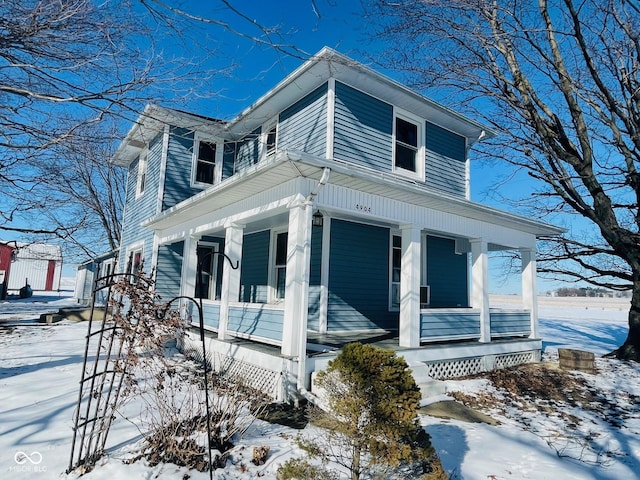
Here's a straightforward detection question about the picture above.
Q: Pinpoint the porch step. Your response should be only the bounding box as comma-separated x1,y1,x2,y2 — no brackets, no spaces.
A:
408,362,447,405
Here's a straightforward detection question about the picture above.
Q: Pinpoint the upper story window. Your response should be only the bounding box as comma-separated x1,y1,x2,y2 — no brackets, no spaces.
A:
192,135,217,186
393,111,424,180
262,121,277,159
135,152,148,198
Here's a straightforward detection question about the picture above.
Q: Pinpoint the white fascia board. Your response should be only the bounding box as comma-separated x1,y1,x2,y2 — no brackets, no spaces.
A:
142,149,563,239
224,47,495,144
112,104,224,167
288,151,565,238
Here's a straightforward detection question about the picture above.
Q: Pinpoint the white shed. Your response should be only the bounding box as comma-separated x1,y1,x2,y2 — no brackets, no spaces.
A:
7,243,63,292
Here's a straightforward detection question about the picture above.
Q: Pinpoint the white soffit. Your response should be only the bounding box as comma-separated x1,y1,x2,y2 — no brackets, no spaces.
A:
143,151,563,238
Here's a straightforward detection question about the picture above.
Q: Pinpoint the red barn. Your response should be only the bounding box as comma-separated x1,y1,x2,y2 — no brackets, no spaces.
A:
0,242,16,300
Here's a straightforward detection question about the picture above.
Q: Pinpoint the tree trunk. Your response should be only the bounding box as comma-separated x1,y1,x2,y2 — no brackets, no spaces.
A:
612,276,640,362
352,446,361,480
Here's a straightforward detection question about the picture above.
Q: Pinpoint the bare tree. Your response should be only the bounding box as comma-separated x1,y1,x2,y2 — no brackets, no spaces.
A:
368,0,640,360
0,0,231,254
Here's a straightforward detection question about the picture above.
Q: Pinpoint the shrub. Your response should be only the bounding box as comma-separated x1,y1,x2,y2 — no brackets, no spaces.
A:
276,457,337,480
302,342,438,480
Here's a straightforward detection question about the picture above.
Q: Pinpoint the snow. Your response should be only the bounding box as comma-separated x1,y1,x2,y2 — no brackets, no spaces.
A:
1,289,638,479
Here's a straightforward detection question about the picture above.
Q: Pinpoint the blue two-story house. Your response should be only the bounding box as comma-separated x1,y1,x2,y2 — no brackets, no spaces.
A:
113,48,562,401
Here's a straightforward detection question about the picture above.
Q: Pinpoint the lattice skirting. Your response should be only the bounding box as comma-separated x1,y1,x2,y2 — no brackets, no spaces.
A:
178,336,284,401
211,352,282,400
424,350,538,379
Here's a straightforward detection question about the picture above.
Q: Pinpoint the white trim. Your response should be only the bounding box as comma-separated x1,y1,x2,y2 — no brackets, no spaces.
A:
124,241,144,275
219,222,244,341
521,248,539,339
181,235,199,301
135,150,148,199
388,231,401,312
399,224,422,348
191,132,219,188
196,240,221,300
318,216,331,333
392,108,425,181
151,234,159,274
261,119,278,161
325,78,335,159
470,239,491,342
156,125,170,214
268,226,289,303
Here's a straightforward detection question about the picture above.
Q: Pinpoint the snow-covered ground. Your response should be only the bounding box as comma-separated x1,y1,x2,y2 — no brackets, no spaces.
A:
0,287,638,479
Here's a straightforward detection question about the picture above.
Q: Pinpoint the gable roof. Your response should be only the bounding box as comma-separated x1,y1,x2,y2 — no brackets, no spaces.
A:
113,48,495,167
225,47,495,143
112,105,224,166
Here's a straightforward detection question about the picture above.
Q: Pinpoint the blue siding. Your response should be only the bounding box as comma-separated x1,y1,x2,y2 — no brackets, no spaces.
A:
490,311,531,337
426,236,469,307
118,131,163,273
163,127,201,210
426,122,466,160
420,311,480,340
425,122,467,197
202,302,220,330
239,230,270,303
307,225,323,330
222,142,236,180
279,83,327,157
228,305,283,343
155,241,184,301
327,220,397,331
333,82,393,171
234,127,261,172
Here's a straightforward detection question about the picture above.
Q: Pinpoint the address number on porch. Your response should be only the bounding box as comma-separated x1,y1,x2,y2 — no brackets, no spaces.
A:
356,204,372,213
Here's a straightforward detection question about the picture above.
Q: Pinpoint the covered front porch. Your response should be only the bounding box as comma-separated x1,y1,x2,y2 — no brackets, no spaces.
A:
149,153,559,401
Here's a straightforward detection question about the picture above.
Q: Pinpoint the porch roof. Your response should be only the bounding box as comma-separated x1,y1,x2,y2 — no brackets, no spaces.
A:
142,151,564,238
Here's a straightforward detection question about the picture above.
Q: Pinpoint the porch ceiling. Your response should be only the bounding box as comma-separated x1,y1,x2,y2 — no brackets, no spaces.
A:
143,151,564,238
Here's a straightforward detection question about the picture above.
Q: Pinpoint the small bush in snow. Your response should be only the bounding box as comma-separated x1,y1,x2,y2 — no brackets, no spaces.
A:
300,342,440,480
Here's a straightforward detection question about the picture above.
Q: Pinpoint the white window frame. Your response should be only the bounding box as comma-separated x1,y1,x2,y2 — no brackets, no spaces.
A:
135,151,148,198
392,109,425,180
125,242,144,281
268,227,288,302
389,232,402,311
191,133,221,188
195,241,220,300
261,120,278,160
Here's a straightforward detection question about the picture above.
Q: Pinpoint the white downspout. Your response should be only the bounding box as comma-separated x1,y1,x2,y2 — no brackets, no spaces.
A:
297,167,331,394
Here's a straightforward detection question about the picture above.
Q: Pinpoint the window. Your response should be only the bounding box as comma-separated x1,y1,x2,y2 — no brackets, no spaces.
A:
126,246,144,282
193,136,217,186
195,243,220,300
390,234,401,310
393,112,424,179
136,152,147,197
265,125,277,156
274,231,288,300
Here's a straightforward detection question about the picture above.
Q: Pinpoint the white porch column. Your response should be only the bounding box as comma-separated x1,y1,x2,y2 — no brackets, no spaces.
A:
180,235,199,300
219,222,244,341
399,225,421,348
521,247,539,338
470,239,491,343
281,197,313,357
